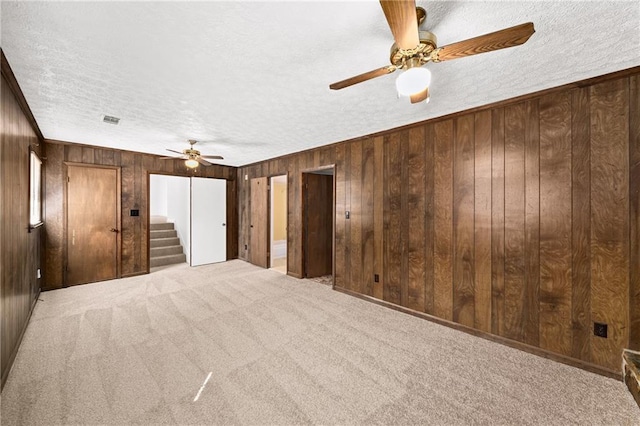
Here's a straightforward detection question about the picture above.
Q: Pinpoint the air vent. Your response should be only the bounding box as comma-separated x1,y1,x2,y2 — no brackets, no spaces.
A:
102,115,120,125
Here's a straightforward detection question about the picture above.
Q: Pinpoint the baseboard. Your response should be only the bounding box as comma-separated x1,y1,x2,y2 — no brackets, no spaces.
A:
1,288,40,391
121,271,148,279
333,286,621,381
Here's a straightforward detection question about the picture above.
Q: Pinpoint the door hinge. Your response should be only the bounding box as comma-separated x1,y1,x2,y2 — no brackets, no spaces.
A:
67,176,70,183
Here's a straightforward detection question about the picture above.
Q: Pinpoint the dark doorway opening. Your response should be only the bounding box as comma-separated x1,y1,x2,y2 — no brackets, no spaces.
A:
302,167,334,283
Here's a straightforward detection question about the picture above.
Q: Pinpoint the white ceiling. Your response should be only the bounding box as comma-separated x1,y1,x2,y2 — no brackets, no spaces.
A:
2,1,639,167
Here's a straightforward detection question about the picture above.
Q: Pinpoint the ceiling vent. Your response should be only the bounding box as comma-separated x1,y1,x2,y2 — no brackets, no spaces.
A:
102,115,120,125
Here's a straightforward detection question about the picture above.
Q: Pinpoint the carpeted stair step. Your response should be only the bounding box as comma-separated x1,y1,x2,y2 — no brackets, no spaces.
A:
150,237,180,248
150,253,186,268
150,222,175,231
151,245,184,257
623,349,640,409
150,229,177,239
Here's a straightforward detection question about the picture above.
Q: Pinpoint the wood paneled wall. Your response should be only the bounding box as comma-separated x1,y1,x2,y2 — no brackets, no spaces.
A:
43,141,238,290
238,68,640,373
1,69,43,387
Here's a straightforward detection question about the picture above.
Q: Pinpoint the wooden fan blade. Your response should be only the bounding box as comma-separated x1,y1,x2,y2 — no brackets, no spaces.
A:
196,157,212,166
380,0,420,50
159,156,183,160
410,87,429,104
166,149,183,155
330,66,396,90
201,155,224,160
434,22,535,62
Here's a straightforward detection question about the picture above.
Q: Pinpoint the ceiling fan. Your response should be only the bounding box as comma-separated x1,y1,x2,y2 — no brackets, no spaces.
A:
161,140,224,168
329,0,535,104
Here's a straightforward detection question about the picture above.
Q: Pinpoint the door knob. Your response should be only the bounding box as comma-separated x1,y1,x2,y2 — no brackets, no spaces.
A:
110,228,119,233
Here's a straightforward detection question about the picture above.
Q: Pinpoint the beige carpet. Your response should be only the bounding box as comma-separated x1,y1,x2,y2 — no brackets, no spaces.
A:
1,260,638,425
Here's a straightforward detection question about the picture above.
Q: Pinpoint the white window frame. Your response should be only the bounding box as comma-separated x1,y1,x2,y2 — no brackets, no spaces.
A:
29,149,43,228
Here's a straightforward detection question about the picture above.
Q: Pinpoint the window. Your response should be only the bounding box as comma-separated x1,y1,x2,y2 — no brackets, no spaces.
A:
29,150,42,228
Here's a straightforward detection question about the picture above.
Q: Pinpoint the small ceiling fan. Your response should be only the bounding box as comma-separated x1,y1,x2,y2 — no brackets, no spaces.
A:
329,0,535,104
160,140,224,168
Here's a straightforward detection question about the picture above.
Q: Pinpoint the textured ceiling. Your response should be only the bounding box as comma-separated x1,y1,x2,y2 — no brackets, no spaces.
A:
2,1,639,166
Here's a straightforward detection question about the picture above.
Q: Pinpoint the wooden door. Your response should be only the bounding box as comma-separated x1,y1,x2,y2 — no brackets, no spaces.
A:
67,165,120,285
303,173,333,277
191,177,227,266
250,177,269,268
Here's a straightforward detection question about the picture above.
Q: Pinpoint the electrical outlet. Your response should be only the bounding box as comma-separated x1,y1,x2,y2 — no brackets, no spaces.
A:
345,211,350,219
374,274,379,283
244,244,248,250
594,322,608,338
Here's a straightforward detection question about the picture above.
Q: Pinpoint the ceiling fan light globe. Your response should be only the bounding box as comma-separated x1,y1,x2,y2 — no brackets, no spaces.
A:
396,67,431,97
185,159,199,168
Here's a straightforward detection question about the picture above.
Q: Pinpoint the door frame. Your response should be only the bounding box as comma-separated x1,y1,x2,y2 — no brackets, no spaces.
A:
268,174,288,271
300,165,335,285
64,162,122,285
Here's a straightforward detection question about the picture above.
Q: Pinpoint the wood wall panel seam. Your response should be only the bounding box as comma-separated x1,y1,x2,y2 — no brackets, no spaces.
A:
524,99,541,347
491,108,506,337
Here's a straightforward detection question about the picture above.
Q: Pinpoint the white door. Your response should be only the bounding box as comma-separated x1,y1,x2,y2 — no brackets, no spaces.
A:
191,177,226,266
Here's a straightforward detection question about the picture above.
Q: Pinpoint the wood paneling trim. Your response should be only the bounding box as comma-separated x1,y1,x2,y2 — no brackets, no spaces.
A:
333,286,622,381
630,75,640,351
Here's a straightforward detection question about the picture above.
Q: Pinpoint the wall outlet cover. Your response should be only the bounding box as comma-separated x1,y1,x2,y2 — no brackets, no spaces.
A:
594,322,608,338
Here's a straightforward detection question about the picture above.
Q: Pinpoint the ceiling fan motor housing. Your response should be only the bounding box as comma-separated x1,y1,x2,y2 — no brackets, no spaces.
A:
389,31,438,68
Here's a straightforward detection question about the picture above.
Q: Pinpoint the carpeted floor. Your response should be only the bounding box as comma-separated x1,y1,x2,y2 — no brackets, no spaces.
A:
1,260,638,425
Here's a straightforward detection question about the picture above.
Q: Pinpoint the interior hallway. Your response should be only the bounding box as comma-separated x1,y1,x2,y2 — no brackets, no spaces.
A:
1,260,637,425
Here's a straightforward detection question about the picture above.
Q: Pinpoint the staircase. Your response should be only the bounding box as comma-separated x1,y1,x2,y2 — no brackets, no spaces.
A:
150,222,187,267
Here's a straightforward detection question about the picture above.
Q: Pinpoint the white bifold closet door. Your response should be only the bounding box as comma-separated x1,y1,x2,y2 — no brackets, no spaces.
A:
190,177,227,266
